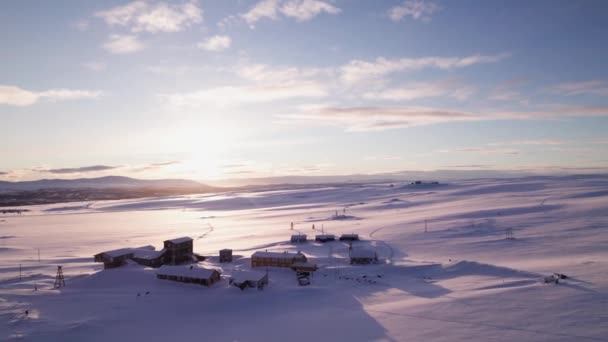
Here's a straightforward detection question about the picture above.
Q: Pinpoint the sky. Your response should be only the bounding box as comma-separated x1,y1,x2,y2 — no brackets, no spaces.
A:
1,0,608,182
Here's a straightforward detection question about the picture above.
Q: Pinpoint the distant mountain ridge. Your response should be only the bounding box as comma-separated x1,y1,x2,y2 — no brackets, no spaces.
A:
0,176,211,191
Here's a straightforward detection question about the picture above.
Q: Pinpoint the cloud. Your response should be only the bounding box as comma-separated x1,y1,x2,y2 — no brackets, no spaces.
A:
198,35,231,51
488,140,564,147
0,85,103,106
441,165,493,169
103,34,144,54
0,171,8,176
363,79,476,101
340,54,508,85
280,0,341,22
241,0,340,26
488,78,527,103
162,63,329,107
41,165,120,174
438,147,520,155
82,61,107,72
277,105,608,132
547,80,608,96
277,106,480,131
388,0,441,22
132,161,180,172
95,0,202,33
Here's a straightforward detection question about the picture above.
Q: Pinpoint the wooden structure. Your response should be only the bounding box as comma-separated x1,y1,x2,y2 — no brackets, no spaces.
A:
157,265,220,286
219,249,233,263
229,271,268,290
315,234,335,243
291,262,318,273
350,249,378,265
163,237,193,265
290,234,307,243
53,265,65,288
251,251,307,268
94,245,161,269
339,234,360,241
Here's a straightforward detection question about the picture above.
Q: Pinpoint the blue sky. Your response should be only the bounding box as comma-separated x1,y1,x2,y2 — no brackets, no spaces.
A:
1,0,608,181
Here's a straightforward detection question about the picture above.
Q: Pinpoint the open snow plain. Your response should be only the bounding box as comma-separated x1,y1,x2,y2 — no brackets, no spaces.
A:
1,175,607,341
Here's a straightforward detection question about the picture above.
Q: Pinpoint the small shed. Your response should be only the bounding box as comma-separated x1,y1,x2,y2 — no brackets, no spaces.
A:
315,234,335,243
290,234,307,243
157,265,220,286
219,249,233,263
339,234,360,241
350,249,378,265
229,271,269,290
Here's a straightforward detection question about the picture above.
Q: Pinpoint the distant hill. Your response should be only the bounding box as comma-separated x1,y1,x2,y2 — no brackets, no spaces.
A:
0,176,211,191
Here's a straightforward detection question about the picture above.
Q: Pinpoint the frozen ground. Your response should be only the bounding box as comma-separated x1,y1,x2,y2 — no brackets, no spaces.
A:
0,175,607,341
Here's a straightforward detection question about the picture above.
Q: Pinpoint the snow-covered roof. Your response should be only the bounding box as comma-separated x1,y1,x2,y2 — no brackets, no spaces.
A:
165,236,192,244
341,234,359,238
133,248,165,260
350,249,377,259
230,270,266,283
157,265,218,279
252,251,305,259
98,245,155,258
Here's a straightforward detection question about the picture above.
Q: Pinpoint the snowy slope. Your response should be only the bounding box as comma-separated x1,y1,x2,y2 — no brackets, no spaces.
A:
0,175,607,341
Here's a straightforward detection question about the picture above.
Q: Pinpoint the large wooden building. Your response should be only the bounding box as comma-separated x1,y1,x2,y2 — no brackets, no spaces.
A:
163,237,193,265
251,251,307,268
94,245,157,269
157,265,221,286
229,271,269,290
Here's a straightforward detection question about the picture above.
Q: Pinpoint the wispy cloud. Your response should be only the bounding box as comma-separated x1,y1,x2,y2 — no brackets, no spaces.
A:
441,164,493,169
277,105,608,132
103,34,144,54
132,161,180,172
198,35,231,51
0,85,103,106
95,0,202,33
388,0,441,22
547,80,608,96
340,54,508,85
437,147,520,155
241,0,340,27
40,165,120,174
363,79,476,101
277,106,479,131
488,139,564,147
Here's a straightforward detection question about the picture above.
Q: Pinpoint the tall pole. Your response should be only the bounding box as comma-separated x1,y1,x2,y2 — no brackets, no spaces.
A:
38,248,41,263
19,264,22,280
425,220,428,233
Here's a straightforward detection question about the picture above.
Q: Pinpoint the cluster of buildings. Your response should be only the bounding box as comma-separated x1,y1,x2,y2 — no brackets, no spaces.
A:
93,227,380,290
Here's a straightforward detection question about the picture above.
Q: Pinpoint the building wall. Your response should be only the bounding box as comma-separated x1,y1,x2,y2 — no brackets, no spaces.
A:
251,255,307,268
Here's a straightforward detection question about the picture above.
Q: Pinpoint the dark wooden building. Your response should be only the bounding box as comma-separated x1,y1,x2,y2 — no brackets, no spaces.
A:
219,249,233,263
157,265,221,286
94,245,157,269
251,251,307,268
163,237,193,265
229,271,269,290
315,234,335,243
339,234,359,241
350,249,378,265
290,234,307,243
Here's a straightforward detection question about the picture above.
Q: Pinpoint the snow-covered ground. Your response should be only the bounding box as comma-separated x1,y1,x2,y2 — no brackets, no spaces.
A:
1,175,607,341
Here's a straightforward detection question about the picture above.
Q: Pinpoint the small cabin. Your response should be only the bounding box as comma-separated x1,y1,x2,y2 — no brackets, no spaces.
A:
163,237,193,265
339,234,359,241
157,265,220,286
229,271,269,290
219,249,233,263
290,234,307,243
315,234,335,243
251,251,307,268
350,249,378,265
131,248,166,268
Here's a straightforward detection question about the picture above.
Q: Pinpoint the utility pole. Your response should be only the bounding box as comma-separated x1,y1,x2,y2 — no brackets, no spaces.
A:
19,264,22,280
37,248,41,263
425,220,428,233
